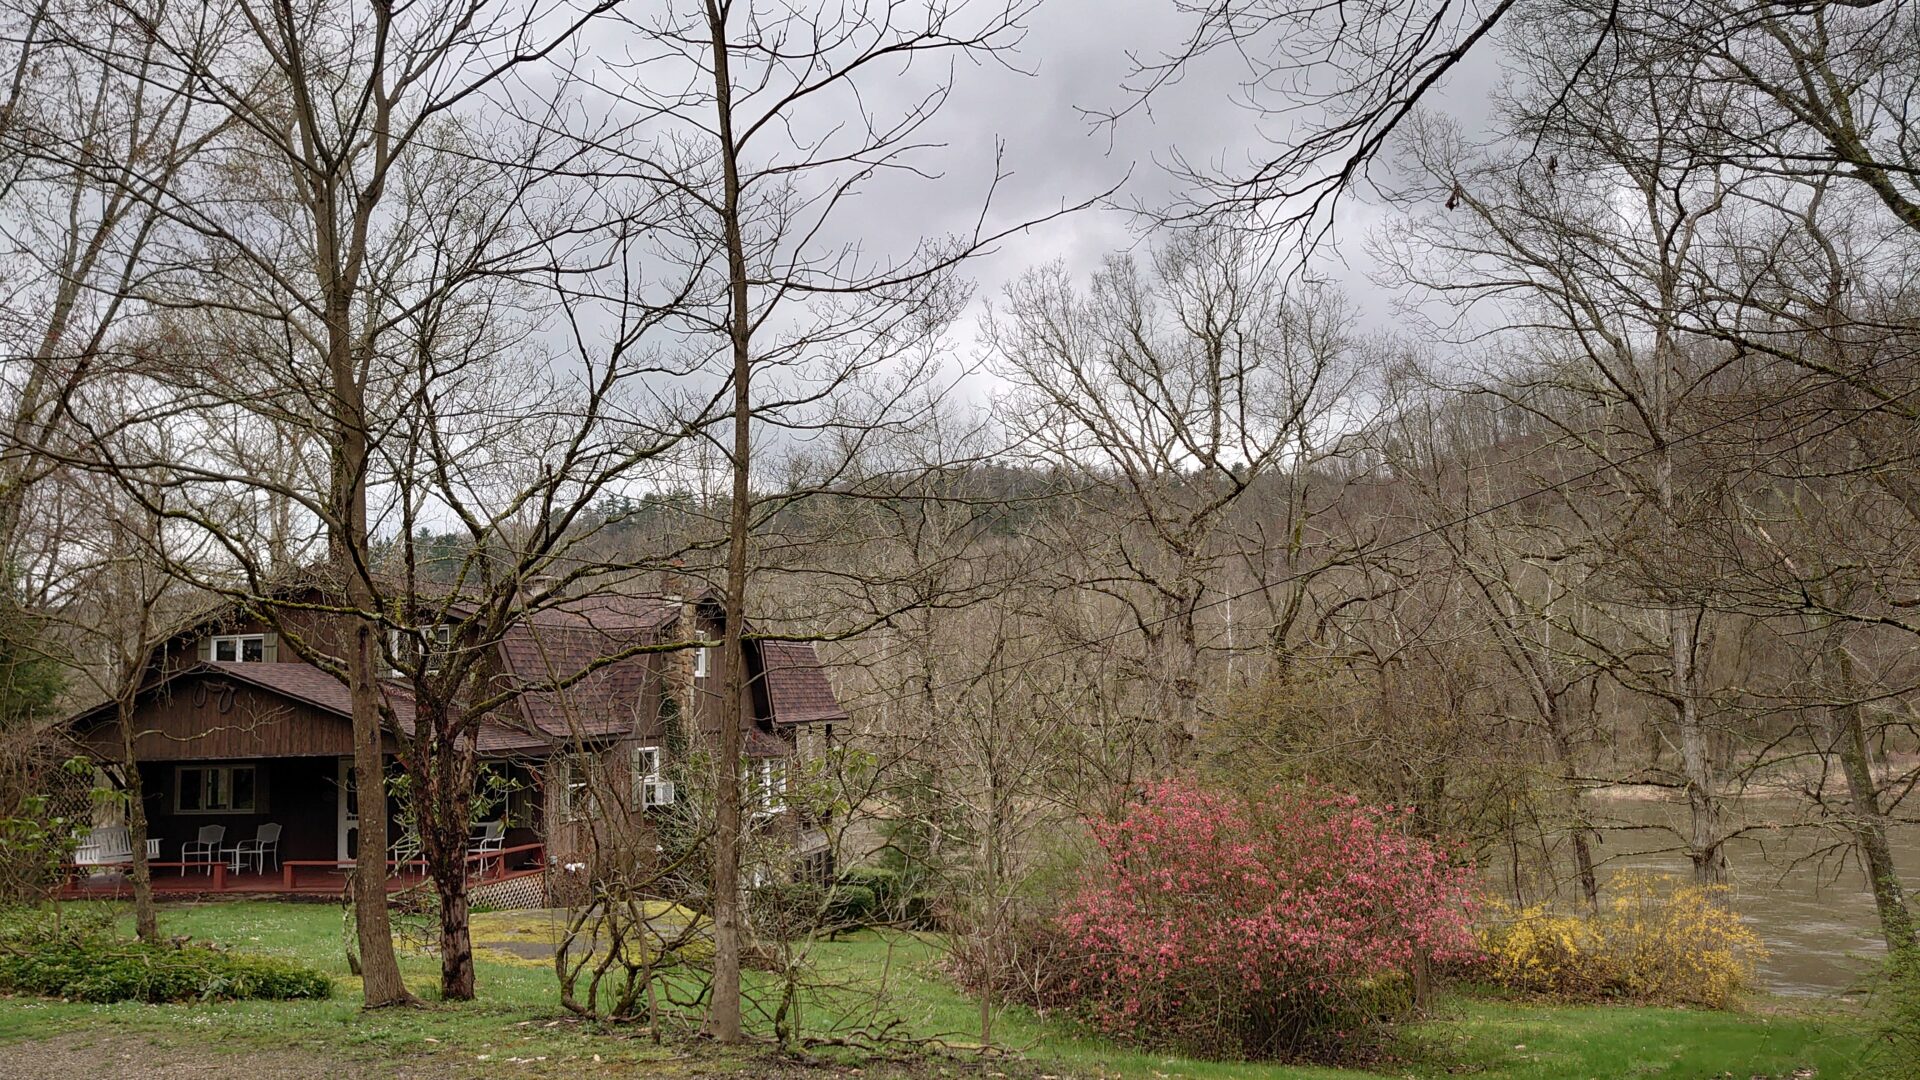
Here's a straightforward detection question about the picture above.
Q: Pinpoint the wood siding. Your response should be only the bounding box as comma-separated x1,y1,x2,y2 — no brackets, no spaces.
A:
160,606,349,678
80,681,357,761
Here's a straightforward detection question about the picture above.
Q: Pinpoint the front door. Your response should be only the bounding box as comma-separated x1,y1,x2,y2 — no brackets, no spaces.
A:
336,756,358,862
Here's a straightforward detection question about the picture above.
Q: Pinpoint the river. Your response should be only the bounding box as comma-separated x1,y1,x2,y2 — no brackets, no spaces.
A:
1498,794,1920,999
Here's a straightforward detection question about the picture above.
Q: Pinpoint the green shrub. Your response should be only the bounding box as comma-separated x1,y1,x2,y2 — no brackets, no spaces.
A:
748,881,828,939
836,865,935,928
826,884,878,927
0,911,331,1003
1869,945,1920,1078
749,877,913,938
838,865,901,904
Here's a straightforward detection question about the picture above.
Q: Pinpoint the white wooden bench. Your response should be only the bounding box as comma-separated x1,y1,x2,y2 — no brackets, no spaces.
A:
73,826,161,867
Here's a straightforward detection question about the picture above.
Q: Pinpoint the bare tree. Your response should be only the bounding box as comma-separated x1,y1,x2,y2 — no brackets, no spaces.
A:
988,227,1375,772
46,0,627,1005
592,0,1098,1039
0,0,210,591
40,421,215,942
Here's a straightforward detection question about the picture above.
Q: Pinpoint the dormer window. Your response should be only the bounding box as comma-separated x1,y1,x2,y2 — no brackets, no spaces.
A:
210,634,266,662
389,625,453,676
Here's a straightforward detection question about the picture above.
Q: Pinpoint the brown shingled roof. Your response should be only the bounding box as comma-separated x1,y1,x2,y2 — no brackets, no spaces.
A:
745,727,794,758
759,641,849,725
84,663,550,753
522,593,683,632
495,619,665,742
71,589,846,757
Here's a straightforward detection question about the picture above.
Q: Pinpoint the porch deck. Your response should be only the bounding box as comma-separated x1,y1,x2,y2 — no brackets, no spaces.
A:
64,866,427,897
60,843,546,899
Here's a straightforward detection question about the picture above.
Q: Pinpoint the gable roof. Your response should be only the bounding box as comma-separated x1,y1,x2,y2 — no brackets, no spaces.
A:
65,587,848,753
210,662,547,752
760,641,850,725
496,619,665,742
66,662,548,754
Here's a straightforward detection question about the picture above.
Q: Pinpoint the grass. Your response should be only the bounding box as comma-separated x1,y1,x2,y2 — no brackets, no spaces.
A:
0,899,1874,1078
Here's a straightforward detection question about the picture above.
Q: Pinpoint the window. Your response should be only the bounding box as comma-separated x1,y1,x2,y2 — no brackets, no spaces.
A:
692,646,711,679
389,624,453,676
176,765,259,814
631,745,674,807
752,760,786,816
210,634,265,662
475,764,536,829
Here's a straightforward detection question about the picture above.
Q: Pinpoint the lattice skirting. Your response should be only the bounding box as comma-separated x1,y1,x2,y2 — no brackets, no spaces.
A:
470,870,547,910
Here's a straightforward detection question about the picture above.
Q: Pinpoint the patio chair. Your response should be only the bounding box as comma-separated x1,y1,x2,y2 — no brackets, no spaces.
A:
389,828,422,868
233,823,282,874
467,820,505,878
181,824,225,875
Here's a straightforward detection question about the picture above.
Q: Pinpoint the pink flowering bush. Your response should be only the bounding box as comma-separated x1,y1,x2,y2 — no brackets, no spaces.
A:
1054,779,1478,1061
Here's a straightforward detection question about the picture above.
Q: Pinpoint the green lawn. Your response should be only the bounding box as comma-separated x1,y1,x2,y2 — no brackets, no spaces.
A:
0,900,1874,1079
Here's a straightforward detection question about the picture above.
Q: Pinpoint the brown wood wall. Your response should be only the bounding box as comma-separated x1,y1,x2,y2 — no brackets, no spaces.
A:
159,607,348,677
81,682,356,761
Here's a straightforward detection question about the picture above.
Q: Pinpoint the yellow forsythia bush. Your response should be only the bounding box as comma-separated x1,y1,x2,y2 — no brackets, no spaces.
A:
1477,874,1765,1008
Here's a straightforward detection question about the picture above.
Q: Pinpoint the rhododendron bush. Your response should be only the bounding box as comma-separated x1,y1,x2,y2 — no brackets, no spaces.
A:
1054,779,1477,1060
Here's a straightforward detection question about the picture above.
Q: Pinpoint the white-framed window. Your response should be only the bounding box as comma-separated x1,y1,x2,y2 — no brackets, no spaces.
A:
752,759,786,816
389,624,453,676
631,745,674,808
210,634,266,662
176,764,259,814
692,646,711,679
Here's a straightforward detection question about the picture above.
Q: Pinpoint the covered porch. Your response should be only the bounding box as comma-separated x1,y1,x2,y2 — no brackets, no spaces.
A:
64,751,548,898
61,842,548,898
66,664,549,899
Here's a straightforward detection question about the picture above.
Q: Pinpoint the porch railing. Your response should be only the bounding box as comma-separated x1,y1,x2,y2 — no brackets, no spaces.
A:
62,842,546,895
277,841,546,891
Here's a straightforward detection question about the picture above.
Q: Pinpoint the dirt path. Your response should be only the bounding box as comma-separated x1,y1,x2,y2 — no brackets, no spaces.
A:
2,1028,992,1079
1,1030,442,1078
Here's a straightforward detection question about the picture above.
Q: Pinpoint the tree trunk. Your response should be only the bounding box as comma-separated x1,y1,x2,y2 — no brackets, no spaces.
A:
978,931,994,1048
115,692,157,943
1542,706,1600,910
706,0,748,1042
416,699,479,1001
1820,629,1915,952
344,605,411,1007
433,860,476,1000
1670,606,1722,887
332,308,412,1007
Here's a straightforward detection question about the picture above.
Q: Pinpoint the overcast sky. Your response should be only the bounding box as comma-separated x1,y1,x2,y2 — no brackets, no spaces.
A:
816,1,1504,345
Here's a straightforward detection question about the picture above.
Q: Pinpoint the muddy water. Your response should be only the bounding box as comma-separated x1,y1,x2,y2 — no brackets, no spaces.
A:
1504,795,1920,999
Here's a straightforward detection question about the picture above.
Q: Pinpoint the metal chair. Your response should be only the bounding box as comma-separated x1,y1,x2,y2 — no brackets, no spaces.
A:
389,828,422,868
234,823,282,873
467,820,505,878
181,824,225,875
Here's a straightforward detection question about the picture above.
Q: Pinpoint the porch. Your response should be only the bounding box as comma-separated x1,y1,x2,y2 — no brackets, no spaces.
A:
62,843,548,899
68,750,548,899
